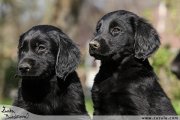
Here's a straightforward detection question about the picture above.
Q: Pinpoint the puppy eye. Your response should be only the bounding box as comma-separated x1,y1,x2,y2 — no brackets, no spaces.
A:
20,50,25,55
113,27,120,32
110,27,123,36
39,45,45,50
19,46,27,54
96,27,100,33
37,45,46,52
96,23,102,33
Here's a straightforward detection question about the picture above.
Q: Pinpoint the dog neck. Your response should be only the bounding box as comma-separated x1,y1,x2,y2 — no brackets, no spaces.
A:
96,56,152,84
101,55,151,71
21,75,57,103
20,71,78,103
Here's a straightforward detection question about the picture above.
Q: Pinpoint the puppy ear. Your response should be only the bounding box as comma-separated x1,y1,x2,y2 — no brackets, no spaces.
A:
133,18,160,59
18,34,25,48
55,33,80,80
18,34,25,58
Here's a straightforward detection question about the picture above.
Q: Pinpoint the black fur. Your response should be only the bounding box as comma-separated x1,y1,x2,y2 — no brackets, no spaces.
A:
13,25,87,115
89,10,176,115
171,51,180,79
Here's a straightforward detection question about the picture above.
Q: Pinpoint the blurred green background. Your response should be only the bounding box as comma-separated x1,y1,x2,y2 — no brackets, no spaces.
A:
0,0,180,116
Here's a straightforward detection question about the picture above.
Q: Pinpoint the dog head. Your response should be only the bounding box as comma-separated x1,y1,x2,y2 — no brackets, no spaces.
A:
18,25,80,79
89,10,160,61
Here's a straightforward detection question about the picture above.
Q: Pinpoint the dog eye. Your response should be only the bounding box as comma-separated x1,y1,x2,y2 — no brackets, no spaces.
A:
37,45,46,52
20,50,25,55
19,46,27,54
96,23,102,33
38,45,45,50
96,27,100,33
110,27,123,36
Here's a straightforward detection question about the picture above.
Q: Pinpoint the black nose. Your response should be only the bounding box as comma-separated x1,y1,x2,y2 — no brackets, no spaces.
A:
89,41,100,49
19,63,31,73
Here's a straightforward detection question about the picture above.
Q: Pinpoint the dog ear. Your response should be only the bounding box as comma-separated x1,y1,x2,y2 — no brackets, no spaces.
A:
18,34,25,58
133,18,160,59
55,33,80,80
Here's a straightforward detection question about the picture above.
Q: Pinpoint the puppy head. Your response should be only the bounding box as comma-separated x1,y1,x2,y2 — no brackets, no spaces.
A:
89,10,160,60
18,25,80,79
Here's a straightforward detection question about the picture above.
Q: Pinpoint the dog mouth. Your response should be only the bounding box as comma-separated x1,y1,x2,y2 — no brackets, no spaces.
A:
89,47,113,60
89,46,97,55
89,40,101,55
89,46,101,57
17,71,48,80
17,66,41,77
17,65,54,79
18,61,45,77
17,72,39,77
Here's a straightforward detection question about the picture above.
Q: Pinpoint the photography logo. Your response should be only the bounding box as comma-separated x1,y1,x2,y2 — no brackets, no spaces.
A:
1,105,29,120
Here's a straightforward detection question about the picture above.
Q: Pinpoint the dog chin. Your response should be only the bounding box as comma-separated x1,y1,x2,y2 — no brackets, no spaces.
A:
90,50,115,61
89,52,109,61
19,74,39,78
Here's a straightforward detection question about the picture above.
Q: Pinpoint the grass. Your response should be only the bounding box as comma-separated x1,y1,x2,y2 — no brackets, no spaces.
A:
172,99,180,115
85,98,94,116
0,98,12,105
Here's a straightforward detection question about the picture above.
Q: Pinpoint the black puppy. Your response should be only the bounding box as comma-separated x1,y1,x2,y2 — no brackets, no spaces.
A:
171,51,180,79
89,10,176,115
13,25,87,115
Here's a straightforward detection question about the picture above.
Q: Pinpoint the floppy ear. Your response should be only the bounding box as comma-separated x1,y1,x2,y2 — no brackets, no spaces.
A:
17,34,25,58
133,18,160,59
55,33,80,80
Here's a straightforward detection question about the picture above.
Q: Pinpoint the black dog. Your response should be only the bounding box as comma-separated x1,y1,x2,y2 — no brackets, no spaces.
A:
171,51,180,79
13,25,87,115
89,10,176,115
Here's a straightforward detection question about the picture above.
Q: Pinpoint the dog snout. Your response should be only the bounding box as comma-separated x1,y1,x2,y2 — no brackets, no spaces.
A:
89,40,100,49
19,62,31,73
